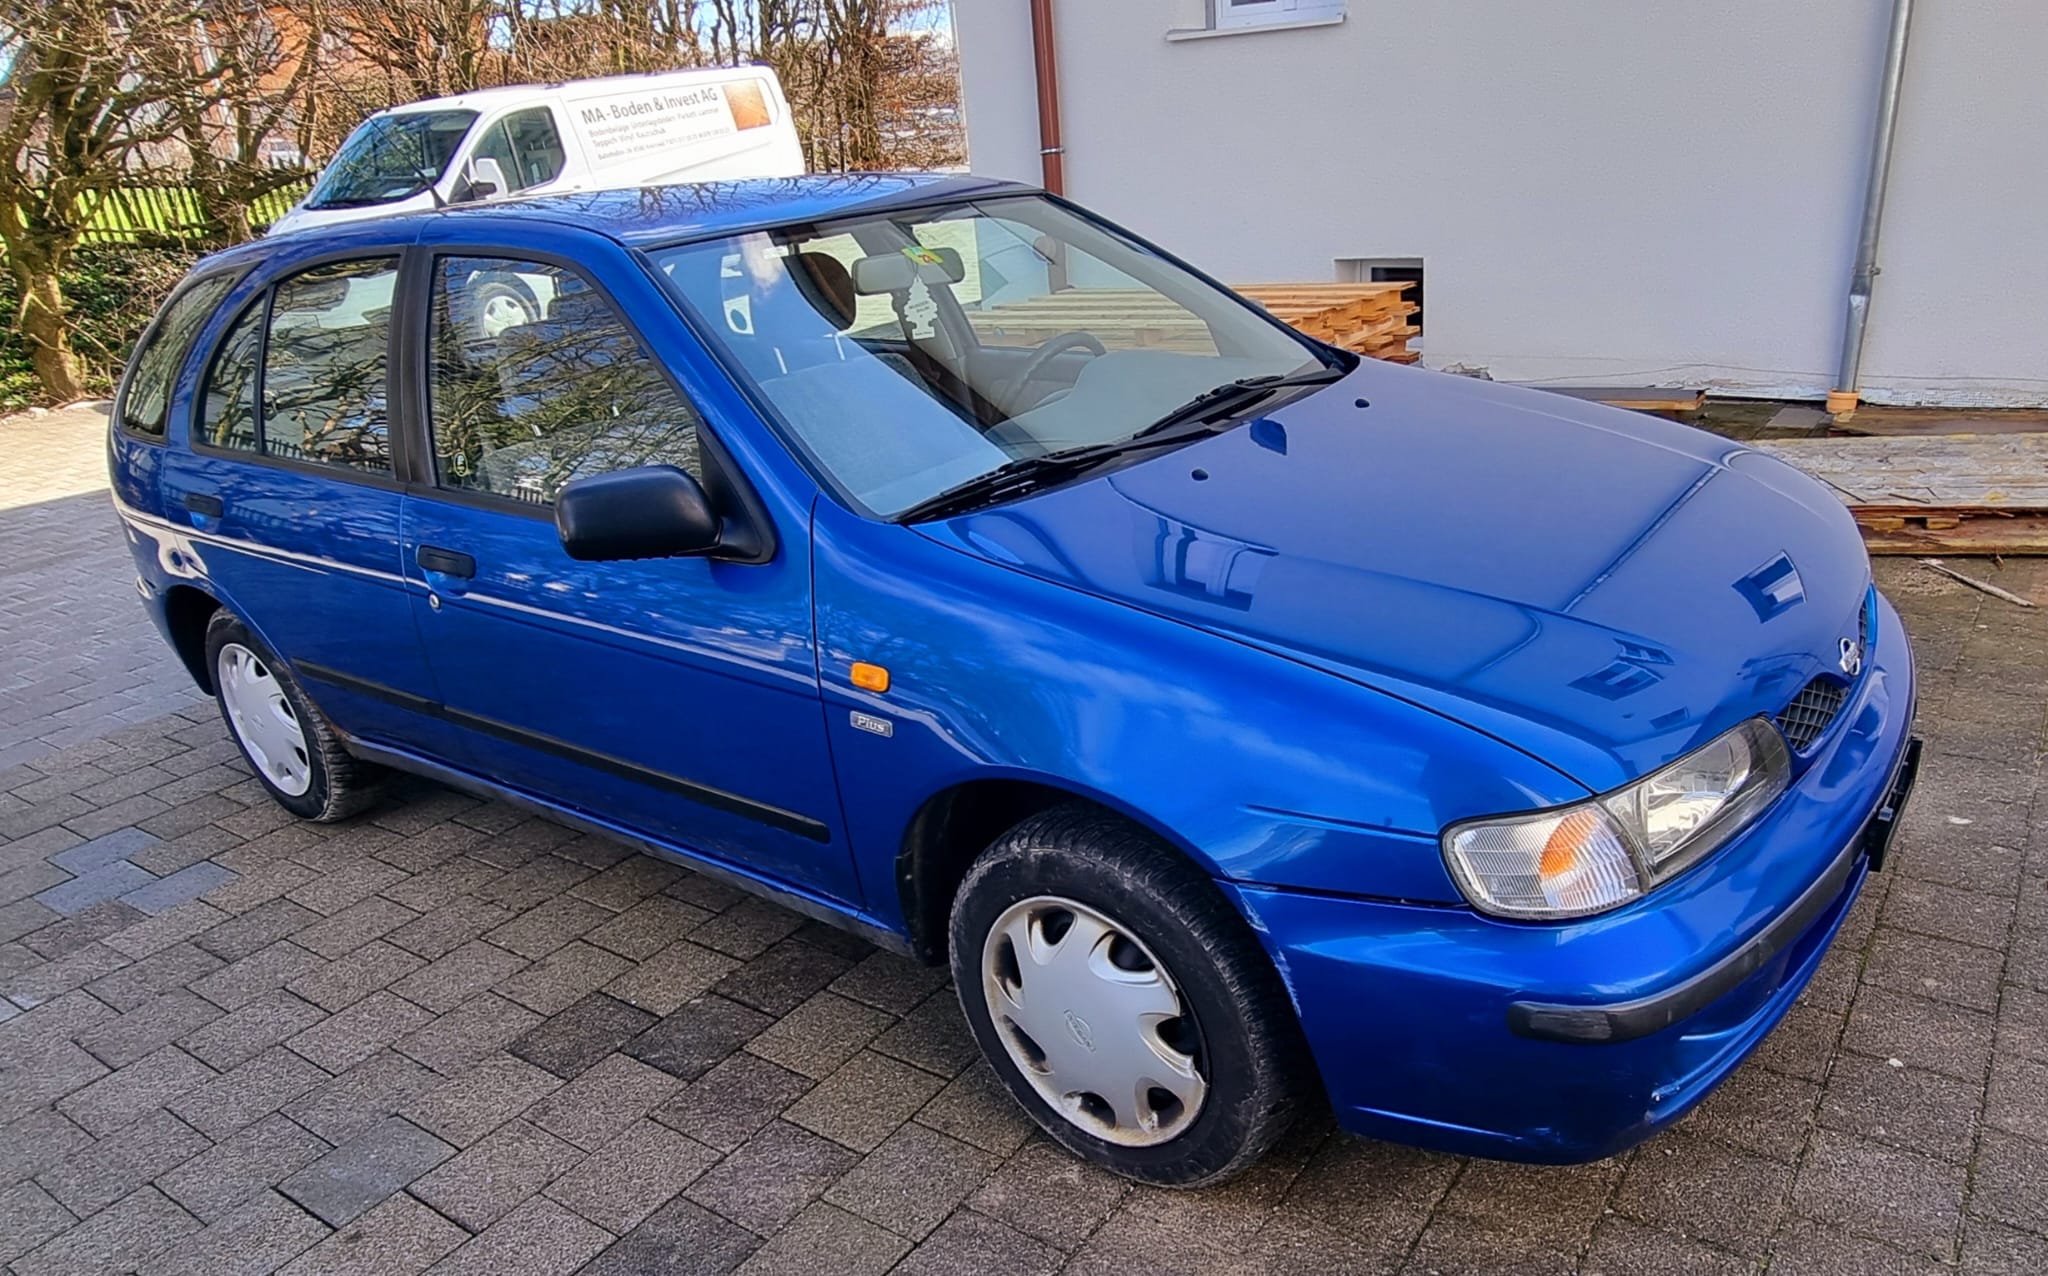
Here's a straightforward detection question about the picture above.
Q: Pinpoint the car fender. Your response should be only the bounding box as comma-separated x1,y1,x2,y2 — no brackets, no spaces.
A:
811,500,1588,929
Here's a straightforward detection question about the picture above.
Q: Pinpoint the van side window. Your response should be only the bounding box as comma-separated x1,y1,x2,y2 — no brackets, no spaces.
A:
120,274,236,439
197,258,398,474
427,256,702,504
199,299,264,453
470,108,567,192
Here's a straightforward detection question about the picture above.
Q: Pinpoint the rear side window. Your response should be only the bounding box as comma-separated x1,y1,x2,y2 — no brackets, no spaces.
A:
426,255,702,504
119,274,236,439
198,257,399,475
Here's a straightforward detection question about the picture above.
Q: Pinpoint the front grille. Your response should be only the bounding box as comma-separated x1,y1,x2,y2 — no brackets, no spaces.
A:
1777,678,1849,751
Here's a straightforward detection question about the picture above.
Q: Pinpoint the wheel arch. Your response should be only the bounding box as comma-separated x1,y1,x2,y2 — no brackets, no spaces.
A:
893,772,1219,965
162,584,225,693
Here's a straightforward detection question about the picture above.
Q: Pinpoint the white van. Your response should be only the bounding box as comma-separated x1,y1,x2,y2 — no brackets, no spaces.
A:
267,66,805,236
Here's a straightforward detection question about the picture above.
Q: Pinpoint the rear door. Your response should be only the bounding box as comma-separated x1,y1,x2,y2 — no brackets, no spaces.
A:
159,253,457,758
397,247,852,900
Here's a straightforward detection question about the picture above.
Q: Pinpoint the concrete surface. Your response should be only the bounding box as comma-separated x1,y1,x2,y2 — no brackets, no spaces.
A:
1,401,2045,1273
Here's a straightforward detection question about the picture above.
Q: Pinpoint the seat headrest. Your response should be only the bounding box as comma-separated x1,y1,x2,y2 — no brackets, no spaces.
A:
787,252,857,331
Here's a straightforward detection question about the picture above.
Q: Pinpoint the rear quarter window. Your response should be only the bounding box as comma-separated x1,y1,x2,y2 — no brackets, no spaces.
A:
117,274,238,440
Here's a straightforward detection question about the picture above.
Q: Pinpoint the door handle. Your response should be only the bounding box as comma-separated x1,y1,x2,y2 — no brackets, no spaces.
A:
416,545,476,579
183,492,224,518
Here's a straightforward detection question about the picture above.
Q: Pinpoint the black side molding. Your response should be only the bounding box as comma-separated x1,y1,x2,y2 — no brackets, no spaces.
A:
294,661,831,843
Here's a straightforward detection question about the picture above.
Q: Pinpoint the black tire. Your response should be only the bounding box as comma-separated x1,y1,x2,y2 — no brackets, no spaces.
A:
204,610,382,822
464,274,539,339
949,804,1305,1187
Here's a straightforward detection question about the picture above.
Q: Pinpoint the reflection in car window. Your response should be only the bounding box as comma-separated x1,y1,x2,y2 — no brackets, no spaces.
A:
200,300,264,453
121,274,236,439
261,259,397,473
428,256,703,504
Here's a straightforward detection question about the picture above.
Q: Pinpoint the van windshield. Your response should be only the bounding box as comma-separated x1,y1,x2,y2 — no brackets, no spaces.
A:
306,110,478,209
651,194,1335,519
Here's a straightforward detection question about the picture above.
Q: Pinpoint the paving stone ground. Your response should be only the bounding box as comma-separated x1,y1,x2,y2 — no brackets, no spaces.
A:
3,401,2046,1274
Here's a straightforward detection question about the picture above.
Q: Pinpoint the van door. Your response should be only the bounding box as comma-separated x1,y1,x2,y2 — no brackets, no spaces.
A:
399,251,853,901
158,255,460,759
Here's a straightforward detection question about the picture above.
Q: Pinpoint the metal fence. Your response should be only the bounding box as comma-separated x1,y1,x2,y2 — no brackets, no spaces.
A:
78,175,316,246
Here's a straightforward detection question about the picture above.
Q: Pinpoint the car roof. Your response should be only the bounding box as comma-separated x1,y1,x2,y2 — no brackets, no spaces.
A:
218,173,1037,272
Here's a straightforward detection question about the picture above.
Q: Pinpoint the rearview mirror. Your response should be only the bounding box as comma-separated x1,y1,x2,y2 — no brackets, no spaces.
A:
555,465,723,562
459,156,508,202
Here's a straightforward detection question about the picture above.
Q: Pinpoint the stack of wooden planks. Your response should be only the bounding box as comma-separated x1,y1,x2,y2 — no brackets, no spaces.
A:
1234,283,1420,363
963,281,1419,363
1752,433,2048,555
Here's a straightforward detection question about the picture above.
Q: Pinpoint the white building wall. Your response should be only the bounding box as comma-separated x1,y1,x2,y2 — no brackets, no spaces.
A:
952,0,2048,405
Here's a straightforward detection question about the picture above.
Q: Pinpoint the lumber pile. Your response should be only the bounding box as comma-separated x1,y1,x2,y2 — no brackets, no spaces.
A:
963,281,1419,363
1234,283,1420,363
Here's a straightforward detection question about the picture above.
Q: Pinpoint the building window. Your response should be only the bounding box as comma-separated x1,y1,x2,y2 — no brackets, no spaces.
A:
1212,0,1345,31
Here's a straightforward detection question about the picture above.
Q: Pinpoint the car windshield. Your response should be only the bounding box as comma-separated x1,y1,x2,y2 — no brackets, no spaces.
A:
650,194,1331,518
306,110,478,209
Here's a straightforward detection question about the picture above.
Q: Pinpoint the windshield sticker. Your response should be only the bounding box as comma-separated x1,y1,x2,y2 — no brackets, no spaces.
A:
905,277,940,338
901,247,946,267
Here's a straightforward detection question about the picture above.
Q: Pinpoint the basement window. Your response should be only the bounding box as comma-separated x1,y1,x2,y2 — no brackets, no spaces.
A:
1170,0,1346,40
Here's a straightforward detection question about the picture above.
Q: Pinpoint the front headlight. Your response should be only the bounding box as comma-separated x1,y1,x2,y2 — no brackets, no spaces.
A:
1443,718,1791,920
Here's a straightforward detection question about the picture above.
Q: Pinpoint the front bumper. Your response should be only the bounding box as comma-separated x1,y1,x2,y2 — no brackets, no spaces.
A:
1231,591,1919,1164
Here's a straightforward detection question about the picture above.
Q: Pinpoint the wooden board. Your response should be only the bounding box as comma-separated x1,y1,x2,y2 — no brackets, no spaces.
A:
961,282,1419,362
1531,386,1706,413
1834,406,2048,438
1752,434,2048,508
1753,434,2048,555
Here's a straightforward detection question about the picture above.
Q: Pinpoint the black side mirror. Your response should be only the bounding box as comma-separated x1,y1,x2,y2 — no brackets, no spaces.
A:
555,465,724,562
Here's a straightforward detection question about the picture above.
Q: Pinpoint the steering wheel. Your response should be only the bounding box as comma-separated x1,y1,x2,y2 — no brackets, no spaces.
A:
1000,331,1107,414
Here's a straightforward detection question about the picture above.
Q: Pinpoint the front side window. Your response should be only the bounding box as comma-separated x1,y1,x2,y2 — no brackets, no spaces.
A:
198,258,397,474
468,108,567,193
428,256,703,504
652,194,1329,518
119,273,237,439
305,110,477,209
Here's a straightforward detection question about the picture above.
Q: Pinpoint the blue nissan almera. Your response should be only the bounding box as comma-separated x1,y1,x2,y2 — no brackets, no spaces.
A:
110,174,1921,1186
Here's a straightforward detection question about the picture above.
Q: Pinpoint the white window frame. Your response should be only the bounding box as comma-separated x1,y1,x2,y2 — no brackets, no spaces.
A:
1212,0,1345,31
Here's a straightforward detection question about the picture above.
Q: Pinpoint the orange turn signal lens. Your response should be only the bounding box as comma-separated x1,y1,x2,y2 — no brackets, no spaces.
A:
850,662,890,693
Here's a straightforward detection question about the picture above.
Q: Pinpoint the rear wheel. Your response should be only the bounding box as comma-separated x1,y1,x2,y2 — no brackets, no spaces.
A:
205,610,381,822
949,805,1303,1186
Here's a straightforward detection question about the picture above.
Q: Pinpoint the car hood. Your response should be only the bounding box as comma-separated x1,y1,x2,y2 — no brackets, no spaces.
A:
915,363,1873,792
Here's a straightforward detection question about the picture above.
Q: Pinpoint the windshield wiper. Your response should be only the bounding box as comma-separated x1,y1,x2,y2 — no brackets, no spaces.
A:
1130,363,1347,441
896,427,1223,523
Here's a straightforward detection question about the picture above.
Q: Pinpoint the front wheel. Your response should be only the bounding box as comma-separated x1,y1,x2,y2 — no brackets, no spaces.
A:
949,806,1305,1186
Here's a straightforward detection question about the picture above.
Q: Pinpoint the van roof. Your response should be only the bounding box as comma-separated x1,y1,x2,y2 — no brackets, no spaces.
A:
377,66,782,118
253,173,1033,253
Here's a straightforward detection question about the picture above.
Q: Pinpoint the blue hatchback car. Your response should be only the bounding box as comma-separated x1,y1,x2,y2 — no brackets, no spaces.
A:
110,174,1921,1186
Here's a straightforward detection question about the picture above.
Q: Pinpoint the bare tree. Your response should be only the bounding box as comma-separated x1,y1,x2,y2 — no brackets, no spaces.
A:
0,0,215,399
145,0,324,244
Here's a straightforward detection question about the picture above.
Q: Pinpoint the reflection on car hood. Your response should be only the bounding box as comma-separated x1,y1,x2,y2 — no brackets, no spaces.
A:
915,364,1873,791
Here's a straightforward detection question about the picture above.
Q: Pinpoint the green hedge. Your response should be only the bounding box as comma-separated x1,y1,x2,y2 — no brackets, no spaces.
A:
1,245,200,410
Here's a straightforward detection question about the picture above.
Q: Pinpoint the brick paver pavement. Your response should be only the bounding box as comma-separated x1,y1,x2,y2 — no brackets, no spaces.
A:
3,403,2046,1274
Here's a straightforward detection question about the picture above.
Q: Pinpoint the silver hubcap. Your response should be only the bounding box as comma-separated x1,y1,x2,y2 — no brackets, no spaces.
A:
981,895,1207,1146
217,643,311,797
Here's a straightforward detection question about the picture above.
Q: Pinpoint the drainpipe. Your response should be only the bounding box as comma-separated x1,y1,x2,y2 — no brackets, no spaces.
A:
1827,0,1915,418
1029,0,1066,194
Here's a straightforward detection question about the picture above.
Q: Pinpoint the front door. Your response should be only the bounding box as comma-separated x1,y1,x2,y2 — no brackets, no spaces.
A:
400,251,851,899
